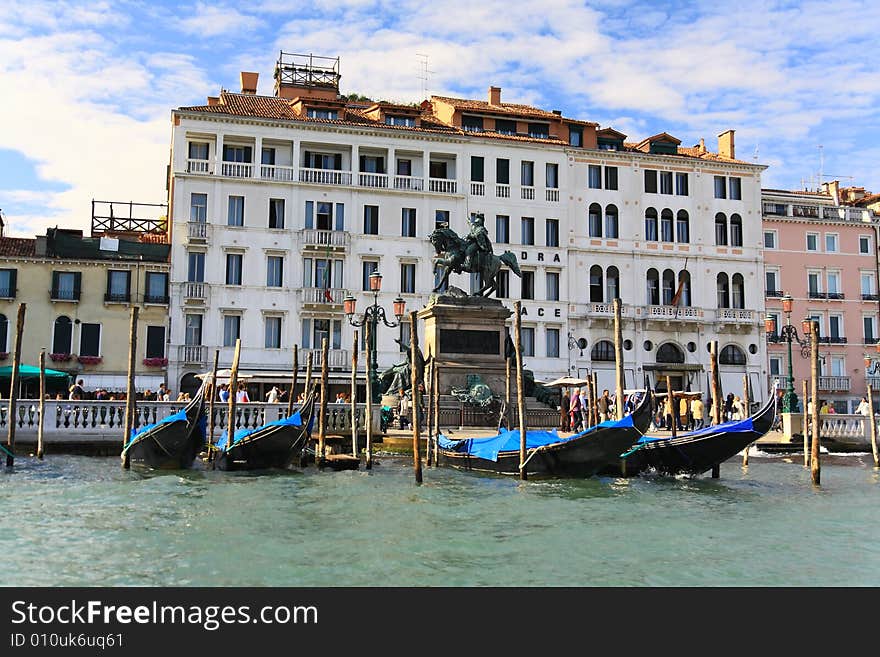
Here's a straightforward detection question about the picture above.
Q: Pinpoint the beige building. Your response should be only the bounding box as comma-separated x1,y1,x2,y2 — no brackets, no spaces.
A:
0,215,171,397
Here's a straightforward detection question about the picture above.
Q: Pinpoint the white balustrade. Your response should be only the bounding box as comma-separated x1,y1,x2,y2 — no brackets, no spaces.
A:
393,175,424,191
521,186,535,200
187,222,208,239
546,188,560,202
298,167,352,185
183,282,207,301
358,172,389,188
428,178,457,194
302,287,345,304
470,182,485,196
220,161,254,178
186,158,213,175
260,164,296,182
301,229,349,248
496,184,510,198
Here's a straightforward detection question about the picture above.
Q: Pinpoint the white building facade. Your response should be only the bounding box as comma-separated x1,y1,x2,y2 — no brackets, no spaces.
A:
167,56,768,401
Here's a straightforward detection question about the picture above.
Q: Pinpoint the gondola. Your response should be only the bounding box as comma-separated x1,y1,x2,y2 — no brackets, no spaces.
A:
619,390,777,476
212,389,317,471
435,391,652,478
122,384,207,470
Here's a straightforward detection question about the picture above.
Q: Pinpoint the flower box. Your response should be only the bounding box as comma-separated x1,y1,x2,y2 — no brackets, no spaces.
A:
77,355,102,365
0,352,8,361
143,357,169,367
50,353,72,363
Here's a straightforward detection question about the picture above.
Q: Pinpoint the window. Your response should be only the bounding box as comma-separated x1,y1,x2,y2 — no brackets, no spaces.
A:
51,271,80,301
660,209,674,243
731,273,745,309
226,253,243,285
659,171,673,195
400,263,416,293
521,327,535,357
592,340,615,362
729,177,742,200
714,176,727,199
829,315,843,340
521,271,534,299
362,260,378,291
604,166,618,190
401,208,417,238
302,318,341,351
730,214,743,247
145,271,168,303
806,232,818,251
305,151,342,170
397,158,412,176
521,161,534,186
825,233,838,253
808,271,821,296
106,270,130,302
715,213,728,246
462,115,483,132
223,145,251,163
546,272,560,301
588,165,601,189
767,312,780,340
830,355,845,377
385,115,414,127
644,170,658,194
52,316,73,354
496,158,510,184
646,269,659,305
861,273,875,297
606,266,619,301
304,257,342,290
766,270,779,296
864,316,876,343
827,271,841,296
265,316,282,349
187,252,205,282
360,154,385,174
676,210,690,243
495,119,516,135
223,315,240,347
469,272,483,295
79,323,101,357
190,193,207,223
546,328,560,358
364,205,379,235
716,273,730,308
764,231,777,249
496,215,510,243
267,256,283,287
528,123,549,139
185,314,203,346
769,357,782,377
268,198,285,229
521,217,534,245
306,108,337,119
398,321,411,352
568,126,583,146
605,205,619,238
304,201,342,231
545,218,559,247
145,325,165,359
677,271,691,306
645,208,658,241
496,270,509,299
719,345,746,365
188,142,209,160
0,269,16,298
675,172,689,196
656,343,685,364
430,161,449,181
435,210,449,230
470,156,484,182
588,204,602,238
261,147,275,165
661,269,675,305
227,196,244,226
546,163,559,189
589,265,603,302
860,235,872,254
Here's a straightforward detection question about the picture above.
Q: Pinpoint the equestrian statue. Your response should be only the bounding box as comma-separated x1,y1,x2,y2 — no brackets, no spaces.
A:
428,213,521,297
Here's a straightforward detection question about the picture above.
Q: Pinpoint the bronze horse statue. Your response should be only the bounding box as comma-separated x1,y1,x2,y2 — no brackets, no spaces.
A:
428,227,521,297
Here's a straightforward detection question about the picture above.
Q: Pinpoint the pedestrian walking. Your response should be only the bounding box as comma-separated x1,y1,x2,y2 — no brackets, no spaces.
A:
569,388,582,432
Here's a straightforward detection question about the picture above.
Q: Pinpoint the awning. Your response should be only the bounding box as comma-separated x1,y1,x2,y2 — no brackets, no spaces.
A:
543,376,592,388
0,365,69,382
643,363,704,371
77,374,166,391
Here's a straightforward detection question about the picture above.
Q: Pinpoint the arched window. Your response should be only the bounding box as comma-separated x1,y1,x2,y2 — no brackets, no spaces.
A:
677,270,691,306
730,214,743,247
589,265,604,302
732,273,745,309
646,268,659,305
53,316,73,355
604,204,619,239
0,314,6,352
645,208,658,241
716,273,730,308
660,209,674,242
662,269,675,305
591,339,615,361
676,210,690,243
715,212,728,246
656,342,685,364
606,266,619,302
589,203,602,238
719,345,746,366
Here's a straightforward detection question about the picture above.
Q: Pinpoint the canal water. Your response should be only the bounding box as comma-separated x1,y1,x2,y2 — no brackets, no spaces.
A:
2,451,879,587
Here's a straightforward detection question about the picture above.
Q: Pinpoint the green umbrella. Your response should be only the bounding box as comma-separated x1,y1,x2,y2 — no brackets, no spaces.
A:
0,364,70,381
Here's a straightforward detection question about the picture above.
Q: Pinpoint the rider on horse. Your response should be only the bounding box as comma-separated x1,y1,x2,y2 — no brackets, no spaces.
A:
464,213,492,272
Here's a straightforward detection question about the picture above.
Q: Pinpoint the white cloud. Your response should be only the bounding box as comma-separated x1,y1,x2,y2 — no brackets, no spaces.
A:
175,2,264,37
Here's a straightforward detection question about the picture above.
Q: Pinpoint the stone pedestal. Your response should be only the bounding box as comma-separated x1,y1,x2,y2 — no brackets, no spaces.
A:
418,290,512,397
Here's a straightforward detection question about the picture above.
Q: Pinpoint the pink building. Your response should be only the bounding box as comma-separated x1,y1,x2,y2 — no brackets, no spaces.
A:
763,184,880,413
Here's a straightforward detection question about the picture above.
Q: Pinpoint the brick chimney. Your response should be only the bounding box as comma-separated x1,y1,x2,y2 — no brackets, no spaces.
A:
207,96,219,106
698,138,706,154
718,129,735,159
240,71,259,94
823,180,840,204
488,86,501,106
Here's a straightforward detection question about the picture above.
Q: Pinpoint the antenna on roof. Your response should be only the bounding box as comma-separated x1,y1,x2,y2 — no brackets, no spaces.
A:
416,53,433,101
818,144,824,192
753,143,759,162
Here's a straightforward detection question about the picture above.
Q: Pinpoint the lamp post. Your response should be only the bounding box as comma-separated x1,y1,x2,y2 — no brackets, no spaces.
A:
343,271,406,404
764,293,813,413
862,344,880,468
567,332,587,374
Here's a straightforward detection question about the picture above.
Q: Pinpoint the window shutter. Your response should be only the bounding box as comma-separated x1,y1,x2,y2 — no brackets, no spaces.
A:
305,201,314,229
359,155,366,172
8,269,16,298
303,150,312,168
73,272,82,300
377,157,385,175
335,203,344,231
301,319,311,349
243,146,252,163
333,153,342,170
51,271,59,297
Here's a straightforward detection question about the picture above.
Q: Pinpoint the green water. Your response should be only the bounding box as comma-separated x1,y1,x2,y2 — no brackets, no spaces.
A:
2,452,879,586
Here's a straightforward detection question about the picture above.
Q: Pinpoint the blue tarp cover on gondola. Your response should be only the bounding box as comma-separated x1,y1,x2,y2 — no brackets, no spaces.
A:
216,410,303,451
438,413,634,462
636,416,754,444
128,408,187,443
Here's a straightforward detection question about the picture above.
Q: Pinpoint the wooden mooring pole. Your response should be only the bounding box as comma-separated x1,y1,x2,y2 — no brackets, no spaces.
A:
742,375,751,467
318,337,329,468
666,376,677,441
432,361,440,466
410,311,423,483
514,301,527,481
591,372,600,426
810,321,820,485
227,338,241,455
613,298,624,420
867,376,879,469
121,305,137,470
37,349,45,460
364,321,373,470
206,348,219,462
287,345,299,418
505,356,512,429
802,379,809,467
351,332,359,458
304,351,313,400
4,303,25,467
426,356,434,467
709,340,721,478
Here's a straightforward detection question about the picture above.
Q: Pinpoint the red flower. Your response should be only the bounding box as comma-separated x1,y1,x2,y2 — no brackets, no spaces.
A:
142,357,169,367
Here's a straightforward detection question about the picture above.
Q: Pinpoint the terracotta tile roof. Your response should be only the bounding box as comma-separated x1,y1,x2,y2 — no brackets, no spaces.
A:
431,95,563,120
0,237,36,257
622,141,753,165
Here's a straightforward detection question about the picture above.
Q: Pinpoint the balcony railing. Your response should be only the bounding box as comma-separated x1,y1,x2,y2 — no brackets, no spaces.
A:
183,282,207,301
470,182,485,196
179,345,207,364
826,292,844,300
302,287,345,305
428,178,457,194
496,184,510,198
104,292,130,303
50,289,79,302
818,376,850,392
358,172,389,188
765,289,784,298
717,308,756,322
0,287,15,299
792,204,819,218
647,305,701,319
869,377,880,390
301,348,350,370
143,294,170,305
299,167,352,185
186,158,213,175
546,188,559,202
862,293,879,301
864,337,880,345
828,336,848,344
187,221,208,240
260,164,296,182
808,291,828,299
763,203,787,215
393,175,424,191
521,186,535,200
301,229,349,249
220,161,254,178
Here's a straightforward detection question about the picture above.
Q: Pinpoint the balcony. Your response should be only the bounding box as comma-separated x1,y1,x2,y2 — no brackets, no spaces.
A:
862,293,879,301
470,182,485,196
260,164,296,182
717,308,756,323
792,204,819,218
0,286,16,299
183,282,208,303
828,336,848,344
301,229,349,251
808,291,828,299
302,287,345,306
868,377,880,390
818,376,850,392
496,184,511,198
220,161,254,178
393,175,424,191
428,178,457,194
104,292,130,304
826,292,844,300
546,188,559,202
179,345,207,365
143,294,169,305
864,337,879,345
358,172,389,188
50,289,79,302
185,158,213,175
187,221,209,242
521,186,535,200
301,348,350,370
299,167,352,186
765,289,784,298
646,305,701,321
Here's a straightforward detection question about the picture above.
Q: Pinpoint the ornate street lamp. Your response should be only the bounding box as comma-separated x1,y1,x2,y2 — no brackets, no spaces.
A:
567,332,587,373
343,271,406,403
764,293,813,413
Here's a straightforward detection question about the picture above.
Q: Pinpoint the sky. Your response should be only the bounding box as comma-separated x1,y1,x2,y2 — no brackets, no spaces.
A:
1,0,878,237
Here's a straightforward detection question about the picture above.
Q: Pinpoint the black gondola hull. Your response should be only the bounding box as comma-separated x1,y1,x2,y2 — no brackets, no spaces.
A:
213,423,309,471
123,391,206,470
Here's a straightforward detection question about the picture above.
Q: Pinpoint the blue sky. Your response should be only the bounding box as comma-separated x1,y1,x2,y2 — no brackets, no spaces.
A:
1,0,878,236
